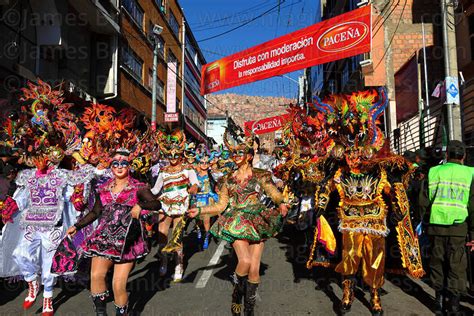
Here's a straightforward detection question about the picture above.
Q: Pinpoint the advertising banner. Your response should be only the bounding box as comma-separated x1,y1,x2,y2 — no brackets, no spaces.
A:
201,5,371,95
166,61,177,112
244,114,290,135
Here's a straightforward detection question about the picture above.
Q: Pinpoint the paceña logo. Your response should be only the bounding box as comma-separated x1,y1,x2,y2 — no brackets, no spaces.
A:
317,21,369,53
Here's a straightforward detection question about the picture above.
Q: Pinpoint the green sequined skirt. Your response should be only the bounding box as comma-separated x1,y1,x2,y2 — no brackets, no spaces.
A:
210,207,283,243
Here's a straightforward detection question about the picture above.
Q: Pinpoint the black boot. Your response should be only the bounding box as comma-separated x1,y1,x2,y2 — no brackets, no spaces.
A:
231,273,247,315
91,291,109,316
340,278,355,313
434,290,444,315
244,281,259,316
114,302,128,316
156,244,168,277
447,294,461,315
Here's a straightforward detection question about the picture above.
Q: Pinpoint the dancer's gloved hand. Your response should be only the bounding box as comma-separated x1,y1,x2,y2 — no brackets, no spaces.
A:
66,226,77,237
131,204,142,219
187,208,199,218
279,203,289,217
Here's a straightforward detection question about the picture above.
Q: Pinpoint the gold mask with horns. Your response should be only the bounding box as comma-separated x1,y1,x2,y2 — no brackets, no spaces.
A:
155,129,186,158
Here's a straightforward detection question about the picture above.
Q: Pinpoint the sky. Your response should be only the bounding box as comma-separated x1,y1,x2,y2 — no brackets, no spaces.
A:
179,0,321,99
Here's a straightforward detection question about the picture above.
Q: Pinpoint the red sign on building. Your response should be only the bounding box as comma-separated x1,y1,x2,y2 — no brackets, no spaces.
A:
164,112,179,123
244,114,290,136
201,6,372,95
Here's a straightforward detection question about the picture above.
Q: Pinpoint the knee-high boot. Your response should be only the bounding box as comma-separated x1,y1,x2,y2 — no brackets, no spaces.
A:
114,302,128,316
340,277,355,313
231,273,247,315
244,281,259,316
172,249,184,282
156,244,168,277
370,288,383,316
91,291,109,316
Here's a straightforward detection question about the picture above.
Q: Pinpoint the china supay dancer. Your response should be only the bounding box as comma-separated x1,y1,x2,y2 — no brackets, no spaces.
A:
189,132,290,316
67,149,161,316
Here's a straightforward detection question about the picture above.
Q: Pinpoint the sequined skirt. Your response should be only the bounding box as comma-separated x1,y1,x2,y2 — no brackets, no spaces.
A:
82,206,148,263
210,207,282,243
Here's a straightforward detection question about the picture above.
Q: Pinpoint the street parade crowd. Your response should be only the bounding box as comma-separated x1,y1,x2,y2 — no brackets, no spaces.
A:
0,80,473,316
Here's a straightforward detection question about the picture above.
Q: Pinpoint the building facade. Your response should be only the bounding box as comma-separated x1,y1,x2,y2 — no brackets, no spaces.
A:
118,0,183,123
0,0,208,143
0,0,119,110
118,0,207,141
183,21,208,143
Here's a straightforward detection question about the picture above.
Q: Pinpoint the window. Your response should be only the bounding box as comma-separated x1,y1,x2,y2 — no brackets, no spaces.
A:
156,0,167,14
185,96,205,131
123,0,144,29
122,45,143,82
185,35,197,63
185,64,205,106
148,70,165,102
169,11,180,38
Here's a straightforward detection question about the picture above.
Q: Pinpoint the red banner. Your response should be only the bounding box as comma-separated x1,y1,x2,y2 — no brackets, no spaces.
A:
395,54,418,124
201,6,371,95
244,114,290,136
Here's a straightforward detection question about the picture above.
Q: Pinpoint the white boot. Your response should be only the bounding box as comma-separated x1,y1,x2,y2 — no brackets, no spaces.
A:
172,264,183,283
42,296,54,316
23,280,39,310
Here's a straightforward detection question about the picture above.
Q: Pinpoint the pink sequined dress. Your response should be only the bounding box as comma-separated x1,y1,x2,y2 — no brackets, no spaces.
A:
74,177,160,262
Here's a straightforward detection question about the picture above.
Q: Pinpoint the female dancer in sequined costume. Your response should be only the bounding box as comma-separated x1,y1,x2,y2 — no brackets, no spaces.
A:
188,133,289,316
67,150,161,316
192,145,218,250
151,130,198,282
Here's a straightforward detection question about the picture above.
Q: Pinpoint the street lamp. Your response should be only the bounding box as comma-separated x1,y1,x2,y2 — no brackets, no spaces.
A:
151,24,163,131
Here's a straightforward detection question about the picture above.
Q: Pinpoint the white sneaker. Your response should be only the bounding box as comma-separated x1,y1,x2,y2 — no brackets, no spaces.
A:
172,264,183,282
23,280,39,310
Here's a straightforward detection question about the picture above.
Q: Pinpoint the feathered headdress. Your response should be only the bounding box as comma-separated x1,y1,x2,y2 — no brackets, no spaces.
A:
3,80,76,168
195,144,211,163
223,129,254,154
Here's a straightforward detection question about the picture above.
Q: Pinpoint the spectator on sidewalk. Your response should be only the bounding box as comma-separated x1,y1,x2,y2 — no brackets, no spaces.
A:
420,140,474,315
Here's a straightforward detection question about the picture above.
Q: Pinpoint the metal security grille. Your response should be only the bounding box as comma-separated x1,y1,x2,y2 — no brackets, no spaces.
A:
462,78,474,165
462,78,474,147
390,99,445,155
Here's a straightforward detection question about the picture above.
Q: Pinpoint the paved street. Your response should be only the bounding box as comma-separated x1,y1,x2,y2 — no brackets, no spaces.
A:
1,227,473,316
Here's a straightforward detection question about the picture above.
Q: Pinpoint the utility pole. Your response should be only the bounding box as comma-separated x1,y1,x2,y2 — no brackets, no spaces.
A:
150,24,163,131
441,0,462,141
151,42,159,131
181,17,186,131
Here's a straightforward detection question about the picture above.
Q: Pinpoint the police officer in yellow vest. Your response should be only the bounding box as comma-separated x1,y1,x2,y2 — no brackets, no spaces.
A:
420,140,474,315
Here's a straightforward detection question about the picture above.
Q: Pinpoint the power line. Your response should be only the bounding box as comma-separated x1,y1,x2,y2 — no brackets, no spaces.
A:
372,0,400,38
191,1,273,27
274,0,282,38
193,0,301,34
285,0,295,33
197,0,287,42
374,0,408,70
